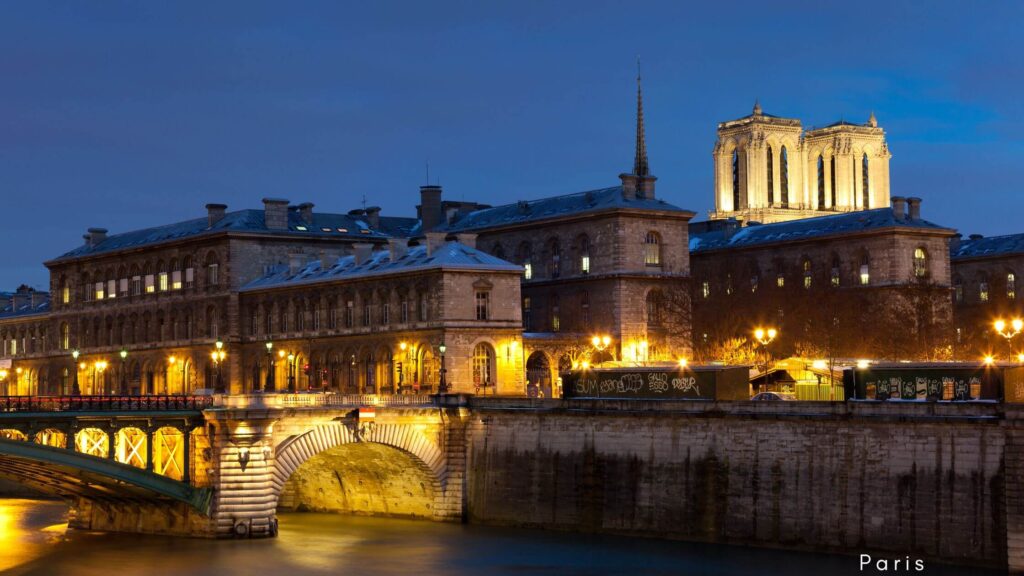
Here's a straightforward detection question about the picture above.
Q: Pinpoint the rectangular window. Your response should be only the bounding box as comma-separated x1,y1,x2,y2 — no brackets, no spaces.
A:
295,310,304,332
980,282,990,302
119,278,128,297
62,284,70,304
803,275,812,289
95,282,105,300
831,268,840,287
185,267,194,288
363,304,371,326
1009,274,1017,300
401,300,409,323
776,275,784,288
581,255,590,275
207,264,219,286
250,312,258,336
10,339,17,355
523,297,532,331
312,307,321,330
131,276,142,296
145,275,155,293
524,263,533,280
859,265,870,286
701,282,710,299
158,272,169,291
171,270,182,290
107,279,116,299
954,285,963,303
345,301,354,328
419,295,428,321
475,291,490,320
382,303,390,324
329,306,338,329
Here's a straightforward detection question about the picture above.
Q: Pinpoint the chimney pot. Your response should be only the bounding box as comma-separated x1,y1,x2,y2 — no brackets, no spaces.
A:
206,203,227,227
364,206,381,229
906,197,922,220
288,254,306,276
298,202,314,225
456,233,478,249
419,185,443,232
353,243,375,265
319,250,335,271
262,198,290,230
86,228,108,247
891,196,907,220
425,232,448,256
619,174,638,200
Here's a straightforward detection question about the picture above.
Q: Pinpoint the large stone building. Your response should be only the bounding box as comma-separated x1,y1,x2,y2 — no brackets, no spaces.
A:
710,103,891,224
949,233,1024,358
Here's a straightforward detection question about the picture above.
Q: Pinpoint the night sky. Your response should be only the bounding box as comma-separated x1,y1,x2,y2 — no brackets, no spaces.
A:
2,1,1022,289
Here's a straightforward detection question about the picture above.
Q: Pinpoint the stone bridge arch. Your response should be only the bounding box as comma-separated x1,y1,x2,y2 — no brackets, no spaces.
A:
271,421,457,521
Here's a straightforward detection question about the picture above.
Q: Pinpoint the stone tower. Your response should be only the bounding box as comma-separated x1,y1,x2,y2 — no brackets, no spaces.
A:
710,104,891,224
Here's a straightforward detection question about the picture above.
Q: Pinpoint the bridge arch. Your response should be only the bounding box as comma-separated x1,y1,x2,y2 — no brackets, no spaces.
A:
271,422,447,519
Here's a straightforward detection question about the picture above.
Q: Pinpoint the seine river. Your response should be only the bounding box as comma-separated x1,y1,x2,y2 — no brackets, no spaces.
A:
0,498,996,575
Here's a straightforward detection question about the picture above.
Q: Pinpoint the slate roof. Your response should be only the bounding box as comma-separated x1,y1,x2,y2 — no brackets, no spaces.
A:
0,292,51,319
242,241,521,291
690,208,954,253
441,186,691,232
52,209,398,262
952,233,1024,260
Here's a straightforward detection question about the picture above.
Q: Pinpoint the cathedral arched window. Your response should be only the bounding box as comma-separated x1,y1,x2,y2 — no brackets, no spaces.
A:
766,146,774,205
817,155,826,209
644,231,661,266
780,146,789,207
862,153,870,208
472,343,495,388
830,156,836,209
731,149,740,211
913,248,928,278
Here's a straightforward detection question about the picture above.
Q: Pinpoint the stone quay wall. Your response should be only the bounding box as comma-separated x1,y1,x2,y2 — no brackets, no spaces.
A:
463,399,1011,570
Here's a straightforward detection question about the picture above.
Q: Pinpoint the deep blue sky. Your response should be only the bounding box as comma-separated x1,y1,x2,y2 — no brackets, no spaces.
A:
2,1,1022,289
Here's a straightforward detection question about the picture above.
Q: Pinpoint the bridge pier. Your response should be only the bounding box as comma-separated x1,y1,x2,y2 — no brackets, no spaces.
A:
204,408,282,538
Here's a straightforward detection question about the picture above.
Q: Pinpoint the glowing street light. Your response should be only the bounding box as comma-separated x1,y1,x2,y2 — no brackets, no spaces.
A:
994,318,1024,360
211,342,227,394
677,358,688,368
752,327,779,379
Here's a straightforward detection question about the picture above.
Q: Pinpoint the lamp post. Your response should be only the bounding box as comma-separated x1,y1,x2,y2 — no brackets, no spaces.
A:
265,341,275,393
438,342,448,394
590,334,611,366
119,349,128,395
211,340,227,394
753,327,778,389
167,356,176,395
994,318,1024,361
71,349,81,396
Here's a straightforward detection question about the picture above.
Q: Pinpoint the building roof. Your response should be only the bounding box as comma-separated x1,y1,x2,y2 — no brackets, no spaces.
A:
51,209,400,263
0,291,50,320
952,233,1024,260
241,241,521,292
441,186,691,233
690,208,954,253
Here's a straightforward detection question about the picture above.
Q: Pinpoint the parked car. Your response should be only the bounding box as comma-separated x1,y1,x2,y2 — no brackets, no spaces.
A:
751,391,796,401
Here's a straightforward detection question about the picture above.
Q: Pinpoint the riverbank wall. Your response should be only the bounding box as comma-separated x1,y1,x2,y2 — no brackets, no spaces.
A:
463,399,1010,570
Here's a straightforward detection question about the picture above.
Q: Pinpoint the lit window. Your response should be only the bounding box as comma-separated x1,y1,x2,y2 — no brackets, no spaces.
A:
980,282,990,302
295,225,307,231
321,227,332,232
802,260,811,289
61,283,70,304
360,229,371,234
158,272,169,291
581,255,590,275
913,248,927,278
750,275,759,292
702,281,710,299
831,267,840,287
107,279,116,298
145,274,155,293
472,343,494,387
95,282,105,300
644,232,661,266
859,265,870,285
475,291,490,320
524,263,533,280
337,228,348,233
172,270,182,290
776,274,784,288
804,275,812,289
1009,273,1017,300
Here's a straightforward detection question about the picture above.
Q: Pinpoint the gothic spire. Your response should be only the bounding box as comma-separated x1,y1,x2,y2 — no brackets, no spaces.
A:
634,59,649,177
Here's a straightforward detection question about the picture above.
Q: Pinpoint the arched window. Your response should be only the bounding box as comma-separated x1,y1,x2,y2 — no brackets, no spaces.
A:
830,156,836,208
953,276,964,303
979,275,990,302
472,343,495,387
802,258,812,289
766,145,774,205
491,243,505,260
862,153,870,208
731,149,740,210
206,252,220,287
577,234,591,275
550,294,561,332
913,248,928,278
780,146,789,207
1009,273,1017,300
60,277,71,305
60,322,70,350
644,232,661,266
817,155,826,209
830,256,841,287
546,237,561,279
859,253,871,285
516,242,532,280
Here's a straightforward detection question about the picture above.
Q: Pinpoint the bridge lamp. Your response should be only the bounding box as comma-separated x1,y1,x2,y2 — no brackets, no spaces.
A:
119,350,127,360
1018,353,1024,364
15,367,22,375
984,355,995,366
215,340,224,351
278,349,286,359
72,349,80,361
287,353,295,362
168,356,176,365
0,369,7,380
856,359,871,370
399,342,407,351
581,361,590,370
265,341,273,352
678,358,688,368
79,362,86,370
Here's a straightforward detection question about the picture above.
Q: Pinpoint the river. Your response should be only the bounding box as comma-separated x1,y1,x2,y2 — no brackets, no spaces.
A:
0,498,997,575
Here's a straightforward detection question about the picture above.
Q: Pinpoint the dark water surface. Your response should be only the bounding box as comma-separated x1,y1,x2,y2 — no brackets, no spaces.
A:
0,499,997,576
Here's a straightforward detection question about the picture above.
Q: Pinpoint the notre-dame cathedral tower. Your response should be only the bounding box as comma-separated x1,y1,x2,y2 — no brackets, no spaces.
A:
710,102,891,224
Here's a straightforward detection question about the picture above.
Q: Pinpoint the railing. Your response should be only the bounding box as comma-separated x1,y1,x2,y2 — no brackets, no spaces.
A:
0,395,215,413
214,393,436,409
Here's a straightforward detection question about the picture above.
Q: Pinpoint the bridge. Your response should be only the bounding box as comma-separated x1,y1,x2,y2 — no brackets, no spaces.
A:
0,393,465,538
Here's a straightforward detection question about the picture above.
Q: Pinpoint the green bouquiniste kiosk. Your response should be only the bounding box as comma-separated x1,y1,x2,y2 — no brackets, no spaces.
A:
561,365,750,400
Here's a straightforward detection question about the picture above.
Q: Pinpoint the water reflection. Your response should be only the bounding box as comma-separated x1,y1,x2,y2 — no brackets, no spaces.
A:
0,499,1000,576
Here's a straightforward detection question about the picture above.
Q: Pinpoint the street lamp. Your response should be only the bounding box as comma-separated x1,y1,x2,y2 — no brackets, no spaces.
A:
438,342,448,394
0,369,7,396
71,349,81,396
211,341,227,394
753,327,778,378
264,341,275,393
119,349,128,395
167,356,177,395
994,318,1024,360
590,334,612,365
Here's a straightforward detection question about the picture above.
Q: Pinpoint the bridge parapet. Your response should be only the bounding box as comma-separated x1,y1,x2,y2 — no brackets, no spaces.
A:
212,393,438,410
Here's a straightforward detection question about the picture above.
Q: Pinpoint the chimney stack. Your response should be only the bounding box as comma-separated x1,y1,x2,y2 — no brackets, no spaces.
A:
388,238,409,261
419,185,443,231
86,228,108,247
206,203,227,227
263,198,290,230
364,206,381,229
298,202,314,225
288,254,306,275
891,196,907,220
353,243,374,265
619,174,638,201
456,233,478,249
425,231,448,256
906,197,922,220
319,250,335,271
